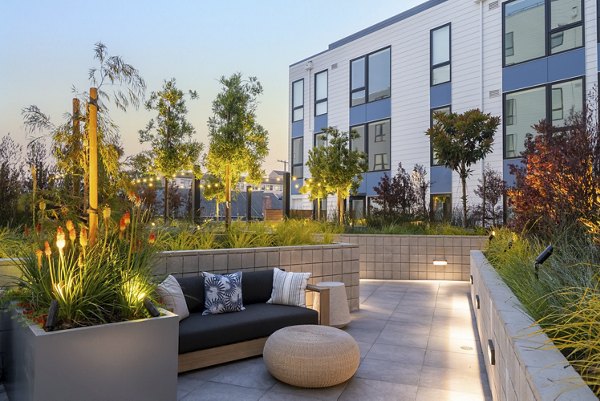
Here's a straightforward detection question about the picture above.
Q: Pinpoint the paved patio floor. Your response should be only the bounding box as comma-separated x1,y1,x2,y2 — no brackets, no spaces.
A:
178,279,492,401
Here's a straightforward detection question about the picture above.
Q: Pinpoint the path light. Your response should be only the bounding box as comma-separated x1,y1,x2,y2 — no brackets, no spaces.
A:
475,295,480,309
432,260,447,266
534,245,553,280
488,230,495,242
487,339,495,365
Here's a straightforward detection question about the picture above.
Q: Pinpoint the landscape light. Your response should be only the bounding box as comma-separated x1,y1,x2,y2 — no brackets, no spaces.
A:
487,339,495,365
534,245,553,280
470,275,473,285
475,295,480,309
45,299,59,331
432,260,447,266
143,298,160,317
488,230,495,241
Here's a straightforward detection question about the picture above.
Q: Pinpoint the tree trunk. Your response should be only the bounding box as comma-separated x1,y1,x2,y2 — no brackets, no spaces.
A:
215,201,220,220
225,164,231,228
88,88,99,245
316,198,321,221
461,173,468,228
163,177,169,223
481,168,486,228
337,190,344,225
72,98,81,209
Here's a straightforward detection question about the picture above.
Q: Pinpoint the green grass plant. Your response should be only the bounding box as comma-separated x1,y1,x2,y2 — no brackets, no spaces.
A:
347,221,484,236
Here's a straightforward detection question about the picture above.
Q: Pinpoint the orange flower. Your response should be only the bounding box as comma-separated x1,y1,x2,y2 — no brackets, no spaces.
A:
35,249,43,268
69,228,76,242
148,232,156,244
119,217,127,232
35,223,42,235
44,241,51,257
65,220,74,232
123,211,131,226
24,225,30,237
80,227,88,248
56,227,66,251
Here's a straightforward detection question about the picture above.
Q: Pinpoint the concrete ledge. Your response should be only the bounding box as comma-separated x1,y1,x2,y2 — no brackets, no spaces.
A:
470,250,596,401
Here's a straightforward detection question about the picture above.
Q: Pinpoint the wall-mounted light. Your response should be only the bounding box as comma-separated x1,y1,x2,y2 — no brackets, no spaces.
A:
432,260,447,266
534,245,553,280
470,275,474,285
487,339,496,365
475,295,480,309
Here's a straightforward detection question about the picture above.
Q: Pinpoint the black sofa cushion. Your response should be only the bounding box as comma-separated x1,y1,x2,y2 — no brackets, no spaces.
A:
177,276,205,313
242,270,274,304
178,303,318,354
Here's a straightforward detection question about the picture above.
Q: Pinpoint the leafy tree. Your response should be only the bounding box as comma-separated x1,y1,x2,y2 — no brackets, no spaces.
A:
205,73,269,227
300,178,329,220
139,78,203,220
200,176,226,220
509,114,599,235
426,109,499,227
305,127,367,225
0,135,25,225
474,167,505,227
372,163,416,219
411,164,429,219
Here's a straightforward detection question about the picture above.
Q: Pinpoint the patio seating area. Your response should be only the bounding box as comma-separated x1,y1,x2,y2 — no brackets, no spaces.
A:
176,279,492,401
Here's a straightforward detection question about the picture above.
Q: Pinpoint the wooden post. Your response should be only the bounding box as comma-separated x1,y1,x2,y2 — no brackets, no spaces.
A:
88,88,99,245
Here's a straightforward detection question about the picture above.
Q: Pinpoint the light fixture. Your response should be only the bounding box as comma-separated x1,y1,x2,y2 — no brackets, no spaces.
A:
470,275,474,285
475,295,480,309
488,230,496,241
294,184,299,189
487,339,496,365
45,299,59,331
432,260,447,266
292,176,297,181
143,298,160,317
534,245,553,279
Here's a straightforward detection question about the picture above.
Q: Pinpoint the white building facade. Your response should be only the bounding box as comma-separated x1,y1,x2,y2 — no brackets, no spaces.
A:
289,0,597,220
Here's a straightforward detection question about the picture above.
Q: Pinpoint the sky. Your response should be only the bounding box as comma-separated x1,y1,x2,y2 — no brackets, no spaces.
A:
0,0,424,173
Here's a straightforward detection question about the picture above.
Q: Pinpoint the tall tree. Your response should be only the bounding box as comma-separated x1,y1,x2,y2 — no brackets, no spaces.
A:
205,73,269,227
411,164,429,219
0,135,24,225
372,163,416,219
139,78,203,221
426,109,499,227
299,178,329,220
474,167,505,227
305,127,367,225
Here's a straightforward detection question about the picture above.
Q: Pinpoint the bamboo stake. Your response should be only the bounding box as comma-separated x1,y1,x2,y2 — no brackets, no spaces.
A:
88,88,99,245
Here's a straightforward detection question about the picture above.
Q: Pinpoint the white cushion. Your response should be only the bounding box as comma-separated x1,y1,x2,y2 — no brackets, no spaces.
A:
156,275,189,321
267,268,311,307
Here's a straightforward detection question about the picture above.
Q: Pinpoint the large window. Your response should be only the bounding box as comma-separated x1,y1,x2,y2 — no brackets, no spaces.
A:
504,77,583,158
291,137,303,178
292,79,304,122
315,70,328,116
314,132,327,148
430,24,451,86
350,47,391,106
351,119,391,172
430,106,451,166
503,0,583,66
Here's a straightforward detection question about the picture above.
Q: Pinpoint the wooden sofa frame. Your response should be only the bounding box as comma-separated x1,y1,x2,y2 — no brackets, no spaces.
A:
178,285,330,373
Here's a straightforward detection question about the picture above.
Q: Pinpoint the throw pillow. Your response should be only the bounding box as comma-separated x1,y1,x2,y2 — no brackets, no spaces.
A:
267,267,311,307
202,271,245,315
156,275,190,321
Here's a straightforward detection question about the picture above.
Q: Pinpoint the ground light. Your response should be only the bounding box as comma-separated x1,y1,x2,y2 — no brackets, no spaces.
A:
534,245,554,280
45,299,59,331
143,298,160,317
487,339,496,365
432,260,447,266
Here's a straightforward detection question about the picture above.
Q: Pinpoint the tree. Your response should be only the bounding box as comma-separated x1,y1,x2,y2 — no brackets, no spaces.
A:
411,164,429,219
305,127,367,225
474,167,505,227
426,109,499,227
300,178,329,220
205,73,269,227
371,163,416,219
200,176,226,220
0,135,25,225
139,78,203,221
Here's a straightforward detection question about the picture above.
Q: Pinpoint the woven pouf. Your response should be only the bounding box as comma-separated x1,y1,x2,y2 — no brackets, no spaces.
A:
263,325,360,388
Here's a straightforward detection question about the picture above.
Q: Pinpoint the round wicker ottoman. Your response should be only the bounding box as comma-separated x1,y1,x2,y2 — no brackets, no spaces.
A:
263,325,360,388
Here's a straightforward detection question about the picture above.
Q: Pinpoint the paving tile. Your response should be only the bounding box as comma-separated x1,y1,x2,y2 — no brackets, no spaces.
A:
419,365,489,396
181,381,266,401
415,386,490,401
355,357,421,386
365,343,426,365
356,340,374,358
261,382,347,401
426,335,481,355
339,377,418,401
208,357,277,389
423,349,483,370
343,325,382,344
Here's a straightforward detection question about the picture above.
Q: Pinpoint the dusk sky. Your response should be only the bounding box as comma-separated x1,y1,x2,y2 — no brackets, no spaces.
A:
0,0,424,173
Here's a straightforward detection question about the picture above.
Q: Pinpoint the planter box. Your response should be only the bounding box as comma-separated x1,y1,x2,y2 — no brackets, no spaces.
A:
470,251,597,401
4,309,179,401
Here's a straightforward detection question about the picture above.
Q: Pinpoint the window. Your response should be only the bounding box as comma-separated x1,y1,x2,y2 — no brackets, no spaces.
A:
430,106,451,166
351,119,391,172
315,70,328,116
314,132,327,148
350,197,366,220
503,77,583,158
430,24,451,86
291,137,303,178
503,0,583,66
350,47,391,106
431,194,452,222
292,79,304,122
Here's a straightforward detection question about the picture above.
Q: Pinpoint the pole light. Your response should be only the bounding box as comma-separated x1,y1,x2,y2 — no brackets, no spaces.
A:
534,245,553,280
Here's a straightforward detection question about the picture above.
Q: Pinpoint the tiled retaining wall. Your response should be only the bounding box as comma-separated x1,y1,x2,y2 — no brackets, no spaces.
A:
471,251,596,401
153,243,360,312
340,234,486,281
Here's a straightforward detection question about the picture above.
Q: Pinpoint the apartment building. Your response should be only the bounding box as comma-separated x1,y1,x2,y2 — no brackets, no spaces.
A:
289,0,596,219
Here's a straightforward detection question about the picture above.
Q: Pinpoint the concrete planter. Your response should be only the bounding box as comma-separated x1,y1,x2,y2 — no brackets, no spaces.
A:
470,251,597,401
4,309,179,401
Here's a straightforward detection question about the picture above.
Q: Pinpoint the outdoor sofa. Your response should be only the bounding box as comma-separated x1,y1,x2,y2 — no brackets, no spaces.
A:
175,269,330,372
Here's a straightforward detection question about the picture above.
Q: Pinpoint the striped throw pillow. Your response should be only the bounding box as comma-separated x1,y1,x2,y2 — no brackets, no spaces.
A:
267,267,311,307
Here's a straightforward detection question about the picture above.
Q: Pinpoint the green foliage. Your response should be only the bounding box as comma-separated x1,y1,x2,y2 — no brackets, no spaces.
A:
305,127,367,225
427,109,500,227
205,73,269,226
351,220,484,236
0,226,27,258
0,135,25,225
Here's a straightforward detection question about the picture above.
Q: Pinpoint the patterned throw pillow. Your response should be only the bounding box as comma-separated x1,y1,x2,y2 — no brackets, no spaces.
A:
267,267,311,307
156,275,190,321
202,271,245,315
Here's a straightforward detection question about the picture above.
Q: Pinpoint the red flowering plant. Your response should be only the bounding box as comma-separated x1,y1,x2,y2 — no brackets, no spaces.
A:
5,194,160,330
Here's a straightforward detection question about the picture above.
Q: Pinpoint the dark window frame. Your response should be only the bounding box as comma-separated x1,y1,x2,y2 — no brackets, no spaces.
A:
349,196,366,219
350,118,392,173
430,23,451,87
502,76,586,159
314,69,328,116
291,137,304,179
292,79,304,122
430,105,451,166
349,46,392,107
314,131,327,148
502,0,585,68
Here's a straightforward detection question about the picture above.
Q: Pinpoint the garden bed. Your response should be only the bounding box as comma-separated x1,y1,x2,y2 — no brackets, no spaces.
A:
470,250,596,400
